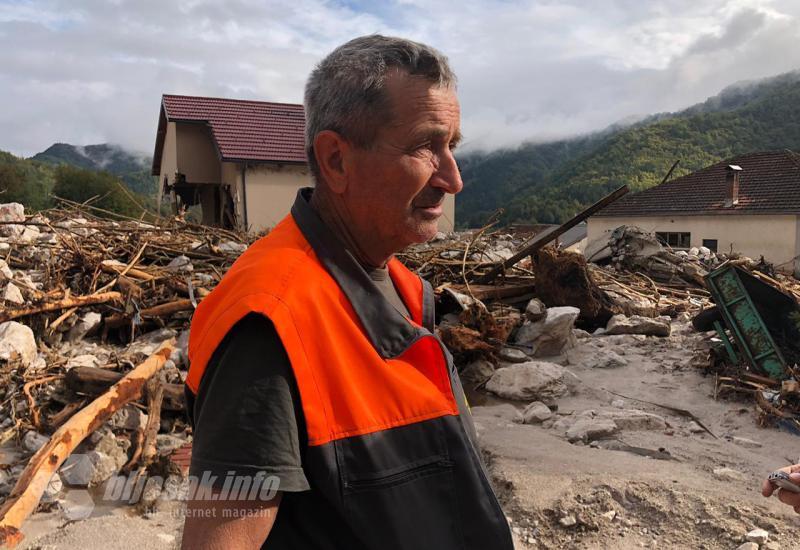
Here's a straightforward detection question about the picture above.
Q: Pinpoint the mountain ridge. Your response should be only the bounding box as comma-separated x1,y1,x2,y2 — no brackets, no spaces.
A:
456,69,800,228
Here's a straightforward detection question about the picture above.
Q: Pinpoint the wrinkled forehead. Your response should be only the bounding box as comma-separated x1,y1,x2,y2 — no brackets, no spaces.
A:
382,72,461,132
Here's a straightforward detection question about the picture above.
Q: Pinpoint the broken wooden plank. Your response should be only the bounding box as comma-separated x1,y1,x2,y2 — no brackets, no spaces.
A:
475,185,629,284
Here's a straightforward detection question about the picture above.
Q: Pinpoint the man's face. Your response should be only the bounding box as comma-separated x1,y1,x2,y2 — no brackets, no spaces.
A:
344,72,463,252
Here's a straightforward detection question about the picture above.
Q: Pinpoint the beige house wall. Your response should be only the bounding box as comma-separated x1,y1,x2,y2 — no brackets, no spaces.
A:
175,123,220,184
244,164,311,233
587,214,798,270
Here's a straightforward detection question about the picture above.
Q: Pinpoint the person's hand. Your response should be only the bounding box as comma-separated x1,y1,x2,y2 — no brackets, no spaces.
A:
762,464,800,513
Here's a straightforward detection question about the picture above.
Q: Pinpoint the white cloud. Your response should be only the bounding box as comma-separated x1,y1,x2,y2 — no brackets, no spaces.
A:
0,0,799,156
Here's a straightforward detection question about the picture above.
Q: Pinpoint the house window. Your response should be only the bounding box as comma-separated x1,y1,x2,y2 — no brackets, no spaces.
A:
702,239,718,253
656,232,691,249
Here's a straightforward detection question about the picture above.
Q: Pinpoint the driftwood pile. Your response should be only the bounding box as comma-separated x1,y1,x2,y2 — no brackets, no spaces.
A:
0,200,251,547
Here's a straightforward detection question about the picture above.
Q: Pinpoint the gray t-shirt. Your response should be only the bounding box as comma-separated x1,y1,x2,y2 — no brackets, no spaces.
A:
186,265,410,492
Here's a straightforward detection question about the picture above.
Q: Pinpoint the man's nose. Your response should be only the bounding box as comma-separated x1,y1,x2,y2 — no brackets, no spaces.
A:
432,148,463,194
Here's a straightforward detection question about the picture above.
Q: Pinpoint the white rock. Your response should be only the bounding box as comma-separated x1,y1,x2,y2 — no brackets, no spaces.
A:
606,314,671,337
732,436,762,449
93,431,131,473
559,515,577,527
166,255,193,272
66,311,102,342
0,203,24,223
745,528,769,544
2,282,24,305
0,259,13,281
87,450,121,485
524,298,547,322
522,401,553,424
1,224,24,239
0,321,37,367
566,417,618,443
498,347,529,363
611,399,625,409
460,359,495,383
23,430,50,453
737,543,759,550
485,361,570,402
515,306,580,356
15,225,40,244
110,405,149,431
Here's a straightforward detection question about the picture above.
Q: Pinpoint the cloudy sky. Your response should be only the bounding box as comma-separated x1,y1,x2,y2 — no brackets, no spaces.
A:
2,0,800,158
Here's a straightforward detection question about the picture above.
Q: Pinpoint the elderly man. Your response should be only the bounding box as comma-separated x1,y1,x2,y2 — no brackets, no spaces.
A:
182,35,514,549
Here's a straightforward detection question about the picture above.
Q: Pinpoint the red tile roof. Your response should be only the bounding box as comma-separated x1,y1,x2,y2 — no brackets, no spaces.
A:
597,150,800,217
152,94,306,175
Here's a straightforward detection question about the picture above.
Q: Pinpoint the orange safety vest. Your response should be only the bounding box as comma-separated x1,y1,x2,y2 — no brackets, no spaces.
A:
187,188,512,550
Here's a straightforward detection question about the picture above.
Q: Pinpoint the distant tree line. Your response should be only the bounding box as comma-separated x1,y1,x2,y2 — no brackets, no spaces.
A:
0,151,155,218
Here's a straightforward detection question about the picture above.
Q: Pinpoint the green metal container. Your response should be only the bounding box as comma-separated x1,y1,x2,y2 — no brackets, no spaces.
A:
705,265,800,380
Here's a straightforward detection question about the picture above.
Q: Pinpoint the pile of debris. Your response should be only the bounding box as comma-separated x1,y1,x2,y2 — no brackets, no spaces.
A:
0,201,251,545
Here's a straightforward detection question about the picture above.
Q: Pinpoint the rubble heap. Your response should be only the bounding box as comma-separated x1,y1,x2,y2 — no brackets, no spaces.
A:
0,201,252,541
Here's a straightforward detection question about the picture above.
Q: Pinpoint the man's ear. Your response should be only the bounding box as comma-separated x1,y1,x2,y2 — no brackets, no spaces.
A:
313,130,352,194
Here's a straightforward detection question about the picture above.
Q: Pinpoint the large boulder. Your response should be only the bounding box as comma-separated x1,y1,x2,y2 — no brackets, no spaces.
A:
605,314,671,337
515,306,580,356
485,361,569,402
0,203,24,223
0,321,37,367
522,401,553,424
566,418,618,443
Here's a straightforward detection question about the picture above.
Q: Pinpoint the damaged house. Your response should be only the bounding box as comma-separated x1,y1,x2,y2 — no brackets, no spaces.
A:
151,93,456,233
587,150,800,276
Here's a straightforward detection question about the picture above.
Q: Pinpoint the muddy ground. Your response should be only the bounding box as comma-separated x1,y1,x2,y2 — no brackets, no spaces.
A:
16,321,800,549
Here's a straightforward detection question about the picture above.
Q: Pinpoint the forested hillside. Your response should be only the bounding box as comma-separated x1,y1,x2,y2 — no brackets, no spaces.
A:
456,71,800,228
32,143,156,196
0,145,154,217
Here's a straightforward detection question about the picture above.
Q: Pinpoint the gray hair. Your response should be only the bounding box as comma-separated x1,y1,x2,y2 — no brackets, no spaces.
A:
304,34,456,182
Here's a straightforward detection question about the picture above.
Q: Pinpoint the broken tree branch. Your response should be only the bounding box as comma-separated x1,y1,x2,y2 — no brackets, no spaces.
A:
0,292,122,324
0,341,175,549
475,185,629,284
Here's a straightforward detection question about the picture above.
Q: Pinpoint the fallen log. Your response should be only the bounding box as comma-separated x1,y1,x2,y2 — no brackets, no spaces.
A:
475,185,629,284
0,292,122,324
64,366,185,411
0,341,175,549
